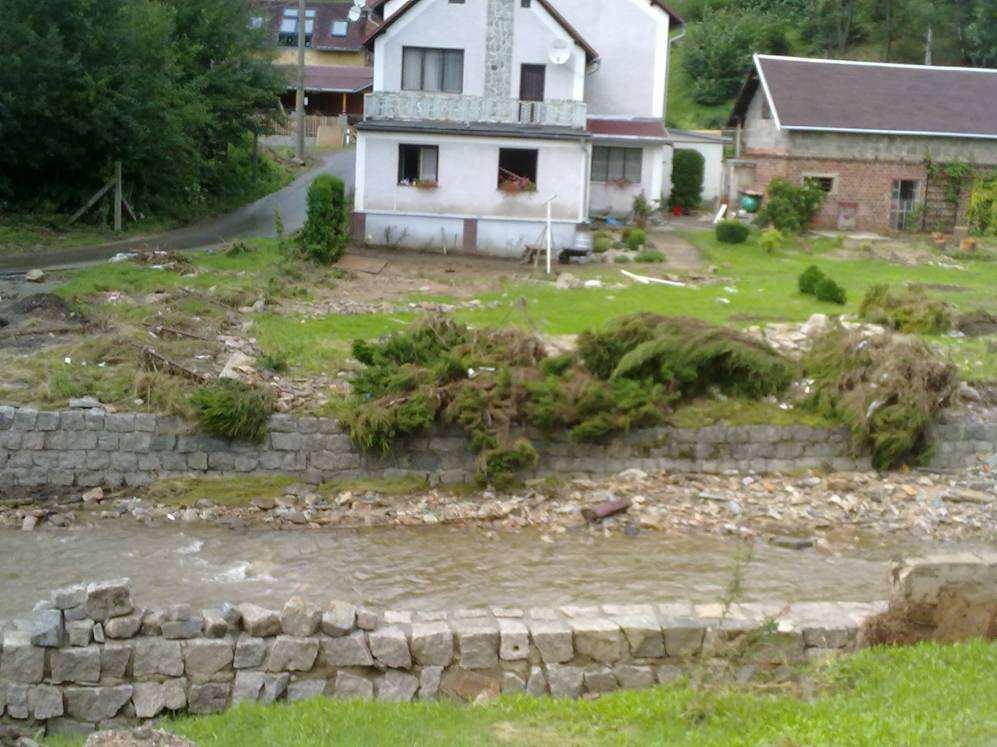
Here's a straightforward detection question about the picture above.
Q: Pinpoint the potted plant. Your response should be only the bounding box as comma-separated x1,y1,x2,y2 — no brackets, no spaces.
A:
414,179,438,190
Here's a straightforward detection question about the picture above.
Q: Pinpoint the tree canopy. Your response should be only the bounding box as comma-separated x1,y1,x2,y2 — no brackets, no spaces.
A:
0,0,286,218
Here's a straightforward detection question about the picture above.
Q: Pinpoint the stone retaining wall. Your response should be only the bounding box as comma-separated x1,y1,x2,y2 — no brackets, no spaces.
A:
1,579,887,738
1,405,993,490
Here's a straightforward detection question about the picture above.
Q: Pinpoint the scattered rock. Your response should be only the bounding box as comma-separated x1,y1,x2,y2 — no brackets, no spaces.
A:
25,269,45,283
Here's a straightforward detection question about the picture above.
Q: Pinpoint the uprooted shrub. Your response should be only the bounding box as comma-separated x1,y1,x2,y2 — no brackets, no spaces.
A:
859,284,954,335
578,314,794,399
802,330,959,470
340,317,676,485
190,379,276,444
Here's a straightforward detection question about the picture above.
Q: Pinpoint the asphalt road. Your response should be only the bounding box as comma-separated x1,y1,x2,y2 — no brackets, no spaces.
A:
0,149,357,273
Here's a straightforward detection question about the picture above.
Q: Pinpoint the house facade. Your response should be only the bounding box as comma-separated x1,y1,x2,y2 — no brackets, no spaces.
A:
662,129,730,205
728,55,997,233
255,1,375,118
352,0,681,256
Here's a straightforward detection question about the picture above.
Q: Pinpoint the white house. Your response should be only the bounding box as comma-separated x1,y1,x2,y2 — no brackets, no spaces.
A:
352,0,683,256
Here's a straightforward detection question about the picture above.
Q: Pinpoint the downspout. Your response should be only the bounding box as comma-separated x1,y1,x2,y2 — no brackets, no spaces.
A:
663,26,686,123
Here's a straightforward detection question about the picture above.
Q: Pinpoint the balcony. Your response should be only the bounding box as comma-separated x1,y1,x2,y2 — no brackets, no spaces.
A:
364,91,587,130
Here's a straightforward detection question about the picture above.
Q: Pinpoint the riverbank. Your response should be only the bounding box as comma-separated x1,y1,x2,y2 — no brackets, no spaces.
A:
5,466,994,547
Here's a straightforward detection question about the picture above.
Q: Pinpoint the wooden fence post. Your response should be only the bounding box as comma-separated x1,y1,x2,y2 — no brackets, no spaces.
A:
114,161,123,232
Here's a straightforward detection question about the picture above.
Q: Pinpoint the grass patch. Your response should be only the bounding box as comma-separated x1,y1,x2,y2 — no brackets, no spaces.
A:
46,641,997,747
669,398,836,429
859,284,954,334
143,475,301,506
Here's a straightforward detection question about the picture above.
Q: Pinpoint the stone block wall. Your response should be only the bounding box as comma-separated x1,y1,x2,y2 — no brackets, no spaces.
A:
0,579,886,738
1,405,991,490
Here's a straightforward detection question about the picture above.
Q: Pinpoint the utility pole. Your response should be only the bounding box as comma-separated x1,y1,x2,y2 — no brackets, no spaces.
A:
295,0,306,161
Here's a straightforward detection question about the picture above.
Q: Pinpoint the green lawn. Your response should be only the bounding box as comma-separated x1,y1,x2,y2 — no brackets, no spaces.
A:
45,641,997,746
252,231,996,381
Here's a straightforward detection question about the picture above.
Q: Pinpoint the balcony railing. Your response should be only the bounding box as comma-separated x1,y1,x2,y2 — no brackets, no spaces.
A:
364,92,587,130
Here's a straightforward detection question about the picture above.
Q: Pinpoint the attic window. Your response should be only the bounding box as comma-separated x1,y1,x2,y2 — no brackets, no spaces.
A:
279,8,315,46
331,20,349,36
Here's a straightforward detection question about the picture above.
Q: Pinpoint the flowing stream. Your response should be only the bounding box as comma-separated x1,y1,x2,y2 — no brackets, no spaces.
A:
1,525,980,619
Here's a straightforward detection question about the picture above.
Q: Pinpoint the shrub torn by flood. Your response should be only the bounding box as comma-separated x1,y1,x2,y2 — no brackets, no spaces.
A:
859,284,953,335
343,315,794,485
802,330,959,470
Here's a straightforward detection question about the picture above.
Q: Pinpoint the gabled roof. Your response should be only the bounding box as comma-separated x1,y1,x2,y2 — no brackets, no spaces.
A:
257,1,373,52
730,54,997,140
279,65,374,92
363,0,599,63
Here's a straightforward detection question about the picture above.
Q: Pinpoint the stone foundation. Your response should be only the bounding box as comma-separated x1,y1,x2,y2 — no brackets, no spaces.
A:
1,405,992,490
1,579,887,737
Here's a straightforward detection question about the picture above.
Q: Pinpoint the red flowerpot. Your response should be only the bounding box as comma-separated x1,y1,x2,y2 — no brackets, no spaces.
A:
672,206,683,217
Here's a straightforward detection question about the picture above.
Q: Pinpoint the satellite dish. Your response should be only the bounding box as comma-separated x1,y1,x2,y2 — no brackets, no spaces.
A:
548,38,571,65
348,5,362,21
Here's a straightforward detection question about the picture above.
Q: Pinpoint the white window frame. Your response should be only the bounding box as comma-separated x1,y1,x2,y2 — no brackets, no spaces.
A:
331,20,349,36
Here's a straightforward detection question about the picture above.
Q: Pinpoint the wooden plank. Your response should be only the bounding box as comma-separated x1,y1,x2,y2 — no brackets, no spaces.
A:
67,179,115,226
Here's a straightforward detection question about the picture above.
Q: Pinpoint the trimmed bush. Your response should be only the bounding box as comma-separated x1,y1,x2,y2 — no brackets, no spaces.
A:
297,174,349,264
756,178,825,233
859,284,953,334
715,220,749,244
798,265,825,295
593,236,613,253
759,228,784,253
635,249,665,263
626,229,647,251
815,277,847,305
190,380,275,444
668,149,704,212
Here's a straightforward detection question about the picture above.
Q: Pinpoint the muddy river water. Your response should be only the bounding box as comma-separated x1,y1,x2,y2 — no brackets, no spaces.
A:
4,525,987,619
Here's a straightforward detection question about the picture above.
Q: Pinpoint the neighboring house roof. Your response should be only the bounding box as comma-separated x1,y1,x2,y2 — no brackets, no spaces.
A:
258,1,373,52
280,65,374,92
588,118,669,143
366,0,683,27
363,0,600,64
665,127,730,144
730,54,997,140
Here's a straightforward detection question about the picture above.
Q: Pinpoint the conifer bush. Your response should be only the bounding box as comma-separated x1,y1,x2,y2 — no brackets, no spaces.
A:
298,174,349,264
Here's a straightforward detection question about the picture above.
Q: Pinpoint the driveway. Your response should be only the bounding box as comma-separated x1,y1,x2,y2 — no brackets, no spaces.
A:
0,149,356,272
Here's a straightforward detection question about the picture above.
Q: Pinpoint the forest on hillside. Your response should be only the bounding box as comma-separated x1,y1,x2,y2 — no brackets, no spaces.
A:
667,0,997,129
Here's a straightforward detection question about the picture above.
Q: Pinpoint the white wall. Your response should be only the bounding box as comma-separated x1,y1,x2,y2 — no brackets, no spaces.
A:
511,2,586,102
555,0,670,118
588,144,666,216
373,0,489,95
663,141,726,203
357,131,588,221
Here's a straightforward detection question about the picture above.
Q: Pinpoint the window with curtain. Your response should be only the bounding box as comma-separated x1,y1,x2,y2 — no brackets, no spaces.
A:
398,144,439,185
591,146,642,183
401,47,464,93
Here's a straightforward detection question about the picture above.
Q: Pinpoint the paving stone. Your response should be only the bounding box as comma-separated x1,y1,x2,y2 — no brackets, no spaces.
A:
187,682,230,714
1,631,45,683
418,666,443,700
583,666,618,694
66,619,93,647
51,585,87,610
28,684,64,719
132,681,169,718
453,620,499,669
281,597,321,637
498,619,530,661
545,664,584,698
439,669,501,702
287,679,328,703
104,611,143,639
202,609,229,638
614,664,655,689
355,607,381,631
85,579,133,622
239,604,281,637
571,618,626,664
321,631,373,667
132,638,183,678
51,645,101,684
234,634,267,669
528,620,573,664
656,664,684,684
101,642,132,680
501,671,526,693
616,615,665,658
27,609,63,647
334,671,373,699
410,622,453,667
265,635,319,672
376,670,419,702
526,666,547,696
5,683,28,719
63,685,133,721
46,717,95,738
231,671,266,704
662,618,707,657
183,638,234,677
160,618,203,640
368,626,412,669
321,602,356,637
